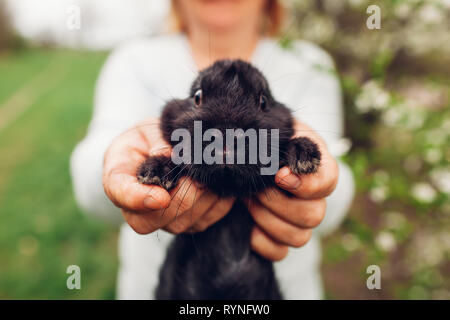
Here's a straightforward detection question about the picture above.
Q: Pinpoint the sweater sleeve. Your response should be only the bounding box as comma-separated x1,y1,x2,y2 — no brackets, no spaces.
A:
288,41,355,237
70,42,159,224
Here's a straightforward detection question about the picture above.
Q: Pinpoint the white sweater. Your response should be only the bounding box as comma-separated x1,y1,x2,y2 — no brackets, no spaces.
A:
70,34,354,300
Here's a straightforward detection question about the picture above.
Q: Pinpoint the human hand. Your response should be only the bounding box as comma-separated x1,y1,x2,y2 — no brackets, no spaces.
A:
102,118,235,235
247,120,339,261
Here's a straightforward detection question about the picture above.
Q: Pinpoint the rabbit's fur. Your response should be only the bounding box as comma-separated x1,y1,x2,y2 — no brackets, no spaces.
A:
137,60,321,299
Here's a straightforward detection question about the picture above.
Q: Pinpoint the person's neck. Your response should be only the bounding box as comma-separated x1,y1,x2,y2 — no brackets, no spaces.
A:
186,24,261,70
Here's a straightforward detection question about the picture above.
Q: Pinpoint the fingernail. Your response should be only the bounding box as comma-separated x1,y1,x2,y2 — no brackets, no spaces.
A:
149,144,170,156
277,168,301,189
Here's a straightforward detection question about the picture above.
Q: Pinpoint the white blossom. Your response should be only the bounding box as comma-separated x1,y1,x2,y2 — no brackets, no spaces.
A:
375,231,397,252
355,80,390,113
430,168,450,194
411,182,437,203
370,186,388,203
418,4,445,24
382,107,403,127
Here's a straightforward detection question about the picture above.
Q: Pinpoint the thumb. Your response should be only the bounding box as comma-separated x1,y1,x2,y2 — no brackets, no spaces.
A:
149,142,171,157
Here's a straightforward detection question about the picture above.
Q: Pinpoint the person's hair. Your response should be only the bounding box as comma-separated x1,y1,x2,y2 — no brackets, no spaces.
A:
169,0,285,37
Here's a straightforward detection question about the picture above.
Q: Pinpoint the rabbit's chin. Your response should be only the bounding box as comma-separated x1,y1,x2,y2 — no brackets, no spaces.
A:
187,163,273,198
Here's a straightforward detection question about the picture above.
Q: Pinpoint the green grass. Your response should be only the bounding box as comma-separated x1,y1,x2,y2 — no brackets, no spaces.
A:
0,48,118,299
0,50,53,106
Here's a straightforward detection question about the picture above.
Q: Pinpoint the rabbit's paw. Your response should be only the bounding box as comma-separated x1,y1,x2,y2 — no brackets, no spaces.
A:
137,155,178,190
286,137,321,175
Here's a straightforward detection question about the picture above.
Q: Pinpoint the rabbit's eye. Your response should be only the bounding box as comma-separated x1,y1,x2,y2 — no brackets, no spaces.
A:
259,95,267,111
194,89,202,107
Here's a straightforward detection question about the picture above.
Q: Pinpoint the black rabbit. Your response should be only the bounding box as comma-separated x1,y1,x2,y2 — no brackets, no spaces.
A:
137,60,321,299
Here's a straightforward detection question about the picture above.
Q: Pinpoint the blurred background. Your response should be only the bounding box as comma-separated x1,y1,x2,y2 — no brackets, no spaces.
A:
0,0,448,299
